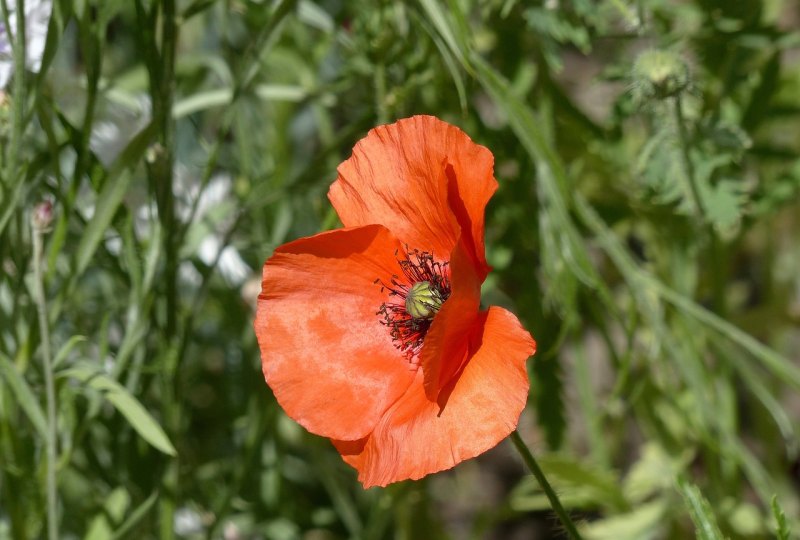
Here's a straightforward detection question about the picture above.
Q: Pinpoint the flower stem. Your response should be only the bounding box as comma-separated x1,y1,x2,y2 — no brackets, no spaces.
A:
672,94,705,221
509,430,583,540
32,218,58,540
672,94,727,314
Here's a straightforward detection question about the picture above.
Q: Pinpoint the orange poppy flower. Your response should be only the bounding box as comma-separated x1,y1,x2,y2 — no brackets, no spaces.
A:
255,115,536,488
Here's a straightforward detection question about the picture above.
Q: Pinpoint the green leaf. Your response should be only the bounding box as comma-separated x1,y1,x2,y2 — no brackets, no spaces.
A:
298,0,334,33
0,354,48,439
716,339,796,455
582,499,668,540
742,53,780,130
84,488,130,540
623,443,687,503
471,56,606,294
61,365,177,456
704,180,744,235
636,127,685,204
771,495,791,540
111,490,158,540
172,84,308,118
73,121,157,280
421,20,468,114
111,491,158,540
575,194,800,393
677,478,726,540
531,355,567,451
511,454,629,513
52,335,88,369
655,282,800,392
524,7,591,53
181,0,217,19
73,170,133,278
417,0,467,66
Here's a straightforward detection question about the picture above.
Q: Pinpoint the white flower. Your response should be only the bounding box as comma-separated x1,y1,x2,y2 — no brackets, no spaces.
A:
0,0,52,87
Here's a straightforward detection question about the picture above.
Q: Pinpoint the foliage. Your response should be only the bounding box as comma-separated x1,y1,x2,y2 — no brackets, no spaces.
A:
1,0,799,538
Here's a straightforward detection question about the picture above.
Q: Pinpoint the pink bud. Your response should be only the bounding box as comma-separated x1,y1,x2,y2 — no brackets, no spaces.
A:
32,200,53,231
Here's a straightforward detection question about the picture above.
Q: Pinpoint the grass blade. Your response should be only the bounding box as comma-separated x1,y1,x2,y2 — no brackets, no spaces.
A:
0,353,48,438
61,365,177,456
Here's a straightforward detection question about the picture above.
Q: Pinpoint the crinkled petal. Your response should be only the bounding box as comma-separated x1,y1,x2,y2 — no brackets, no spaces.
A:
444,158,496,279
255,225,416,441
335,306,536,488
329,115,495,266
420,238,481,401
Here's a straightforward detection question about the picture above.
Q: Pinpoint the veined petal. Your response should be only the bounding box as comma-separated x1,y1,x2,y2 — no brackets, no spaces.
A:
335,306,536,488
444,154,496,280
420,238,481,401
255,225,416,441
329,115,495,264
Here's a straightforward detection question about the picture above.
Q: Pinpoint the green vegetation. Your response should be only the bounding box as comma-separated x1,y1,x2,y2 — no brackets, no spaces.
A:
1,0,799,538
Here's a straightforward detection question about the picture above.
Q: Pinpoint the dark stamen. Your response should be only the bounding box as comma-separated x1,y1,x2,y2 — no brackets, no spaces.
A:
376,248,451,362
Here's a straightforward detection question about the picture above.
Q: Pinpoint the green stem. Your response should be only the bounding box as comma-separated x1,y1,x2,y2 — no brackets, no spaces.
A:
672,94,705,221
8,0,24,177
155,0,179,532
0,0,27,238
509,430,583,540
673,94,727,314
32,218,58,540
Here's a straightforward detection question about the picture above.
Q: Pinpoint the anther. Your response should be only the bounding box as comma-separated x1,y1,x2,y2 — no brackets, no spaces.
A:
375,249,451,360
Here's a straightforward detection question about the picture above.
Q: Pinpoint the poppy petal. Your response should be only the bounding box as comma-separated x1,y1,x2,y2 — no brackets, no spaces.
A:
331,436,368,469
444,157,496,280
255,225,417,441
329,116,495,262
420,238,481,401
337,306,536,488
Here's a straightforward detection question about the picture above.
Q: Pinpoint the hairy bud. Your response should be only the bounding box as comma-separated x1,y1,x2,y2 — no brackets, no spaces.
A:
632,49,690,101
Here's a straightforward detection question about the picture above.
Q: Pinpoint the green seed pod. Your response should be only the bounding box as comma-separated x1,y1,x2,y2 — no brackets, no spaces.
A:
632,49,690,101
405,281,443,320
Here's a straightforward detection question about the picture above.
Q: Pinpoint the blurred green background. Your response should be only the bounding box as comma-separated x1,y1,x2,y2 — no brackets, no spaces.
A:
2,0,800,538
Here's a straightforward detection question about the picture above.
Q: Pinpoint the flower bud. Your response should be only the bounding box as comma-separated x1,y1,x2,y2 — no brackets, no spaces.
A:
632,49,689,101
31,200,53,231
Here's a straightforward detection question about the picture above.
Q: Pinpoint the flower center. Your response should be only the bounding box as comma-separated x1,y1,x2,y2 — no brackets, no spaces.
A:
405,281,443,319
376,249,451,361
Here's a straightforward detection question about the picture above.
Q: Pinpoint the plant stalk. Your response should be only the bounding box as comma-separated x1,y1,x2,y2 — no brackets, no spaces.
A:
509,430,583,540
672,94,705,221
673,94,727,314
32,214,58,540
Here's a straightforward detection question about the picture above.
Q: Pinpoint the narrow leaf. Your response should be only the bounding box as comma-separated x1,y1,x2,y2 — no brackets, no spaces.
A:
52,335,87,369
71,120,156,281
0,354,48,438
111,490,159,540
677,478,726,540
417,0,467,65
582,499,667,540
771,495,791,540
532,355,567,451
512,454,629,513
61,365,177,456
